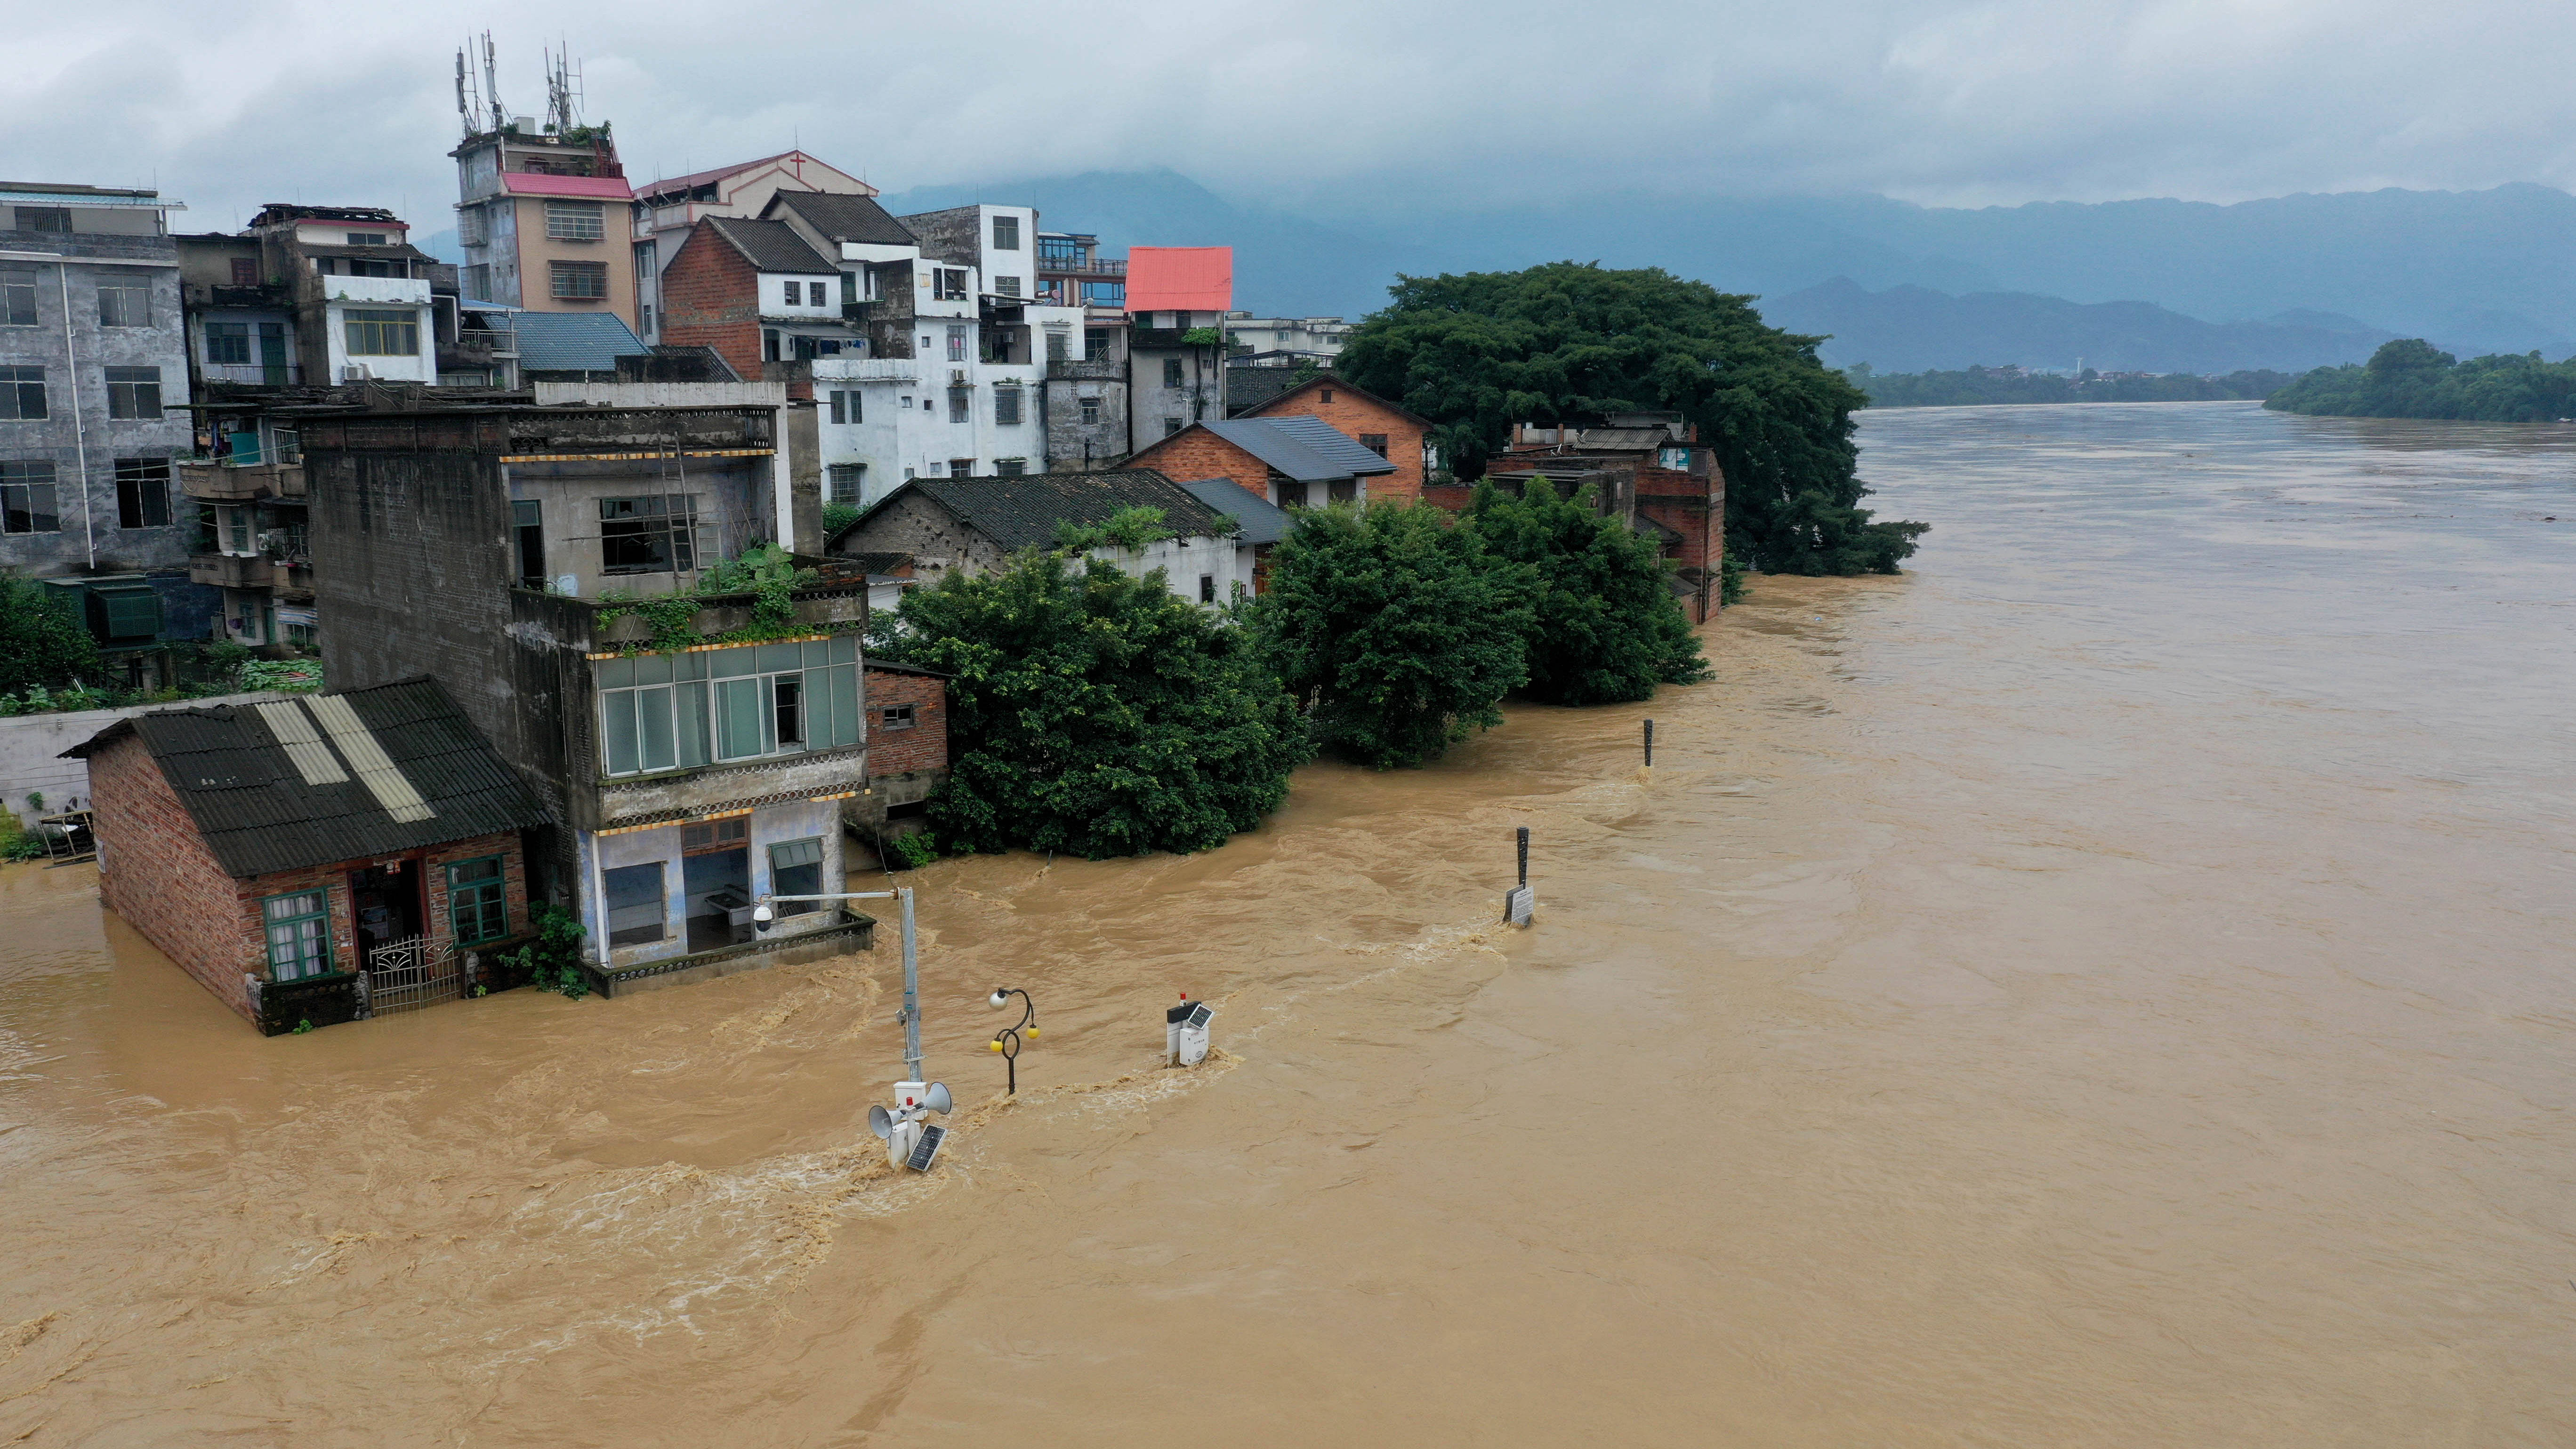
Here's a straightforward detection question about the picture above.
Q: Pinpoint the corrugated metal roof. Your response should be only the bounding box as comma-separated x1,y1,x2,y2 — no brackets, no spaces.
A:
1577,427,1681,452
65,677,551,879
700,216,837,275
847,470,1230,553
507,310,647,373
1126,246,1232,314
0,184,180,208
1179,477,1292,545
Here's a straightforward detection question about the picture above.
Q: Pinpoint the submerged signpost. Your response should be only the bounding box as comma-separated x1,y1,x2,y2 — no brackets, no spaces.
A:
1505,826,1534,927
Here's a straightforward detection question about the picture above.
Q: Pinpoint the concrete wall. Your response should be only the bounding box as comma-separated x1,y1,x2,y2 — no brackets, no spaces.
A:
0,231,195,579
829,491,1007,582
0,689,285,826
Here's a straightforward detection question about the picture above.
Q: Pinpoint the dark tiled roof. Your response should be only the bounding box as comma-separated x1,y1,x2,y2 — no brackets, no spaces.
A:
769,191,919,248
508,310,648,373
700,216,837,275
838,470,1231,553
66,677,551,879
1178,477,1291,545
837,551,914,575
1226,367,1304,415
1193,418,1395,482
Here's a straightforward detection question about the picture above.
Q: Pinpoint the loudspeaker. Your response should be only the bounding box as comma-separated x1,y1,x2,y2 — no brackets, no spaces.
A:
867,1103,894,1141
923,1081,953,1115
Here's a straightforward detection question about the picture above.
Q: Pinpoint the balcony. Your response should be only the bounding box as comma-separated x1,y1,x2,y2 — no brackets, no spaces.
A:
812,358,921,385
1036,256,1127,278
178,457,306,502
190,554,285,591
197,361,302,387
1046,357,1124,382
319,274,431,306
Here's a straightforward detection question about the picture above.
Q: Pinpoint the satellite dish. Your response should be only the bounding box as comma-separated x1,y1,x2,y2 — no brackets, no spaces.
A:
867,1103,894,1140
922,1081,953,1115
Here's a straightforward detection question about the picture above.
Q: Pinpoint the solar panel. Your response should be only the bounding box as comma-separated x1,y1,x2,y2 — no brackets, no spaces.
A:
1184,1003,1212,1031
907,1123,946,1172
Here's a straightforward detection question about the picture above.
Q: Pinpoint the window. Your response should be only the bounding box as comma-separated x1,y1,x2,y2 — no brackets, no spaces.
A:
96,278,149,327
205,321,250,365
840,271,859,307
948,391,969,424
946,325,967,362
342,307,419,356
545,201,605,241
514,499,546,589
1085,327,1114,357
595,636,864,775
934,269,968,301
770,837,826,911
0,268,36,327
1360,433,1390,458
764,329,781,362
829,389,861,425
1163,417,1183,437
0,365,44,419
994,275,1021,298
992,214,1020,250
948,456,976,477
445,856,509,945
880,703,915,730
229,257,258,286
1318,389,1333,402
1278,480,1311,508
1079,396,1101,425
995,457,1027,477
217,504,254,554
682,816,748,853
262,889,334,980
602,861,667,946
994,387,1022,425
1199,573,1216,604
105,366,161,419
1,461,59,534
114,458,170,528
827,463,862,502
550,260,609,299
15,207,71,234
346,231,388,246
599,494,699,574
1162,357,1184,388
1046,329,1069,362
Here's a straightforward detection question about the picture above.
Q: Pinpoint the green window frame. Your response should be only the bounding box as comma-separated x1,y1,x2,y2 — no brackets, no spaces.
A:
445,855,509,945
261,888,333,981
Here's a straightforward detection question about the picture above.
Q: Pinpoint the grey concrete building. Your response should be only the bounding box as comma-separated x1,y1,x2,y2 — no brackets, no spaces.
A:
2,182,204,670
301,400,881,995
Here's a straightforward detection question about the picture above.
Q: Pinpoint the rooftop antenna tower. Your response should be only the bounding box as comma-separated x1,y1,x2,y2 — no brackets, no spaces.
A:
457,32,506,136
545,43,585,134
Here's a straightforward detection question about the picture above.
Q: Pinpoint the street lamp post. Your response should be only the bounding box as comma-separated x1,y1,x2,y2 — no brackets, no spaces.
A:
987,986,1038,1095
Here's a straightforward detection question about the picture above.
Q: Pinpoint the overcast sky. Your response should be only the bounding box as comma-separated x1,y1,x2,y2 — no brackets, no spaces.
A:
12,0,2576,232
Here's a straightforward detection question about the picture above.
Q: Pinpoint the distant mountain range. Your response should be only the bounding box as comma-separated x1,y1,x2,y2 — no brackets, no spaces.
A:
1761,279,2404,375
877,171,2576,370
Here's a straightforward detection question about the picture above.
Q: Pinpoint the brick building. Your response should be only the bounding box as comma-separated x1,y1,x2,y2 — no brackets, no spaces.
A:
1477,414,1728,621
65,677,550,1033
1237,374,1436,506
1122,415,1394,512
655,217,842,385
850,661,950,854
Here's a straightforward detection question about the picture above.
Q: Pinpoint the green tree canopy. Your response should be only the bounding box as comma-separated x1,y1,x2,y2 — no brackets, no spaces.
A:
869,552,1309,858
1250,502,1533,769
1461,477,1709,705
0,575,102,695
1334,261,1926,575
2266,340,2576,422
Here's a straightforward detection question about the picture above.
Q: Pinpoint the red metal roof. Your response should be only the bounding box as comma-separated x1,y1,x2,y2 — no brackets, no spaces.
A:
1126,246,1232,314
499,172,634,201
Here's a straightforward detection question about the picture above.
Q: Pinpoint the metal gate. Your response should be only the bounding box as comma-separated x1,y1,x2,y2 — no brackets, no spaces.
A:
361,935,462,1017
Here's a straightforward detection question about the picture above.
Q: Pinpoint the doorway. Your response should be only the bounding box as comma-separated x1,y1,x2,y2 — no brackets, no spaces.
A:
349,859,424,958
682,815,752,953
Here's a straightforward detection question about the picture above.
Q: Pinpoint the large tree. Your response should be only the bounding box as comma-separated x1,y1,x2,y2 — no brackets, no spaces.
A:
870,552,1309,858
1335,261,1926,575
1463,477,1709,705
1251,502,1533,769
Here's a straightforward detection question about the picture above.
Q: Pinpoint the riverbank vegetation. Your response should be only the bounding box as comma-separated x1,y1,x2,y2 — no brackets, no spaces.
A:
1335,261,1925,576
1847,363,2294,408
1461,479,1709,706
2265,339,2576,422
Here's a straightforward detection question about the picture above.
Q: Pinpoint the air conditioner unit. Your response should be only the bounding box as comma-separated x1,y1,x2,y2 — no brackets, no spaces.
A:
340,364,372,382
950,369,970,386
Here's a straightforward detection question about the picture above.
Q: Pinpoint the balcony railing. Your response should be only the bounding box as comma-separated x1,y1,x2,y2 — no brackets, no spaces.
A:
178,457,306,502
198,361,301,387
189,554,285,591
1036,257,1127,277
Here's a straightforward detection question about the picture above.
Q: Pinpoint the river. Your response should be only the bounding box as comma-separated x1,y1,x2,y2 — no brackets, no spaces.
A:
2,401,2571,1445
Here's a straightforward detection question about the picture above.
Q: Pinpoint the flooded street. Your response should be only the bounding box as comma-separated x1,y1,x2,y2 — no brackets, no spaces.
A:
5,400,2574,1445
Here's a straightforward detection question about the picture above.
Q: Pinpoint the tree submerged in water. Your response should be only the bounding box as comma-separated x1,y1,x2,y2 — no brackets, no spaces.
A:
1334,261,1927,575
871,551,1310,858
2266,338,2576,422
1463,477,1709,705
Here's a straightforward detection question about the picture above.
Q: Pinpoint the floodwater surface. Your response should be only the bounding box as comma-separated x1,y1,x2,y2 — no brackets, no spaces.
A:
3,401,2572,1445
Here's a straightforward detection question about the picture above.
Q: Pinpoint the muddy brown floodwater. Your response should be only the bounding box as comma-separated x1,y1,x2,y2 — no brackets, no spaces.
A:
5,401,2575,1446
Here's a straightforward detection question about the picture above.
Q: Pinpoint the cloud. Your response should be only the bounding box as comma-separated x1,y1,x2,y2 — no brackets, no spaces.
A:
8,0,2575,232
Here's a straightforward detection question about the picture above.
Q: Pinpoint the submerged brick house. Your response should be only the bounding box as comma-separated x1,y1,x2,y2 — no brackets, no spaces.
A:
1121,415,1395,512
66,677,550,1033
1234,374,1436,506
1477,415,1728,622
